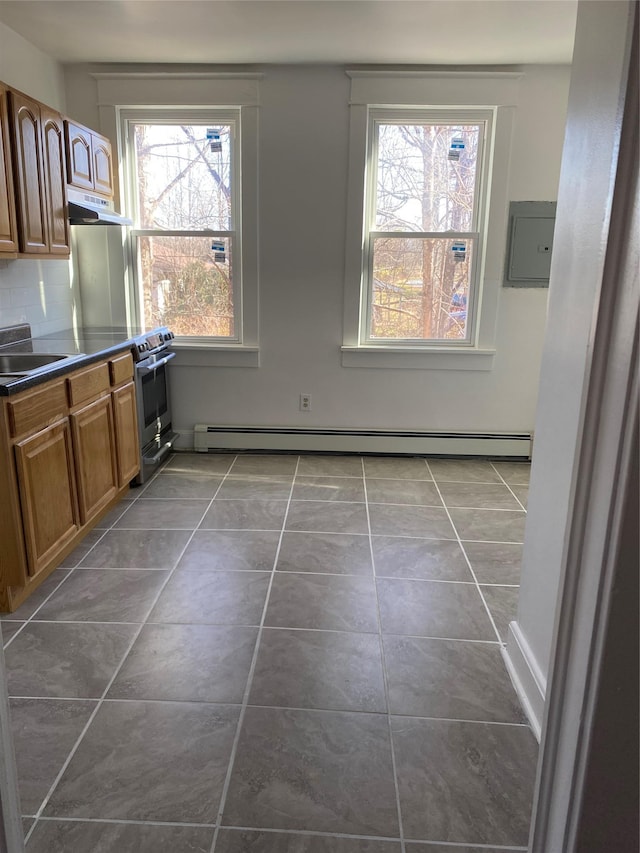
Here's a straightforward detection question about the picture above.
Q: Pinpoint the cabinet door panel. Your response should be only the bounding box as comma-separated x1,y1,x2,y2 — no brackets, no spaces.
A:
0,85,17,253
9,91,48,253
14,419,79,577
92,135,113,197
41,107,69,255
112,382,140,486
71,395,118,524
65,121,93,190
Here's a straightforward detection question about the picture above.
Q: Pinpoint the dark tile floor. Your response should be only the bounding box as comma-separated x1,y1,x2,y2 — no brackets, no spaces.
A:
1,452,536,852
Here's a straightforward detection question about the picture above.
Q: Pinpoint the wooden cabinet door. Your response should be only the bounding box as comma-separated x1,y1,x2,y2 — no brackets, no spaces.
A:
14,419,79,577
41,107,69,255
65,121,93,191
0,85,17,254
92,134,113,197
71,395,118,525
9,90,48,253
112,382,140,485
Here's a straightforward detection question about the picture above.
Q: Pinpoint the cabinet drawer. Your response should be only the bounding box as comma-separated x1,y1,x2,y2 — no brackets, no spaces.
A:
109,352,134,387
7,380,67,437
67,362,110,407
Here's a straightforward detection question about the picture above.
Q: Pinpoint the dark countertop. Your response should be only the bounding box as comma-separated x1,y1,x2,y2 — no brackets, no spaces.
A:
0,326,142,396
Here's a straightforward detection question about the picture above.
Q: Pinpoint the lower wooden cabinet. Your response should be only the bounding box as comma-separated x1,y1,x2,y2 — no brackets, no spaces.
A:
112,382,140,486
0,350,140,611
14,418,80,578
70,393,118,524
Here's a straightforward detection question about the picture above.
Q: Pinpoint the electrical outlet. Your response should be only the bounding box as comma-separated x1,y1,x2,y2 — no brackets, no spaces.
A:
300,393,311,412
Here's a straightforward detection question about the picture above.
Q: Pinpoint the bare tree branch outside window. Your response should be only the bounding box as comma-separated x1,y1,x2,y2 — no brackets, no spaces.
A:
370,122,481,341
132,122,235,337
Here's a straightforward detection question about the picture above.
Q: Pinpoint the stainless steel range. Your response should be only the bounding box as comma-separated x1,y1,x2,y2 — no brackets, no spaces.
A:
131,326,178,484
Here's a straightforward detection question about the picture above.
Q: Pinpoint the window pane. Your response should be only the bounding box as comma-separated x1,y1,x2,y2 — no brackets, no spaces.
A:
138,236,234,337
370,237,473,341
375,124,480,232
133,124,232,231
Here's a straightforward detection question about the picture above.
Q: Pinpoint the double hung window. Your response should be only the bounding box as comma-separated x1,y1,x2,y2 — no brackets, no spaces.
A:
361,109,491,346
122,110,241,340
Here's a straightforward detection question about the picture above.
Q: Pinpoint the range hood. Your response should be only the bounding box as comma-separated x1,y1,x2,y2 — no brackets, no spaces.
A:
67,188,132,226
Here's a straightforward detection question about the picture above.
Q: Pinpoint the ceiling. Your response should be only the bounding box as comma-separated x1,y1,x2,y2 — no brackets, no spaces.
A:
0,0,577,66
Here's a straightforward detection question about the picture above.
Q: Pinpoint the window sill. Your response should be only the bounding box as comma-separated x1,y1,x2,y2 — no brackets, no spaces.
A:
341,346,496,370
171,343,260,368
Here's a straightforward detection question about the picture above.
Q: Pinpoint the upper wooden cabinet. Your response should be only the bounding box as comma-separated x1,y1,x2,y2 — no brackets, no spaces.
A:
0,79,117,257
65,120,114,198
0,84,18,254
41,106,70,255
7,89,69,257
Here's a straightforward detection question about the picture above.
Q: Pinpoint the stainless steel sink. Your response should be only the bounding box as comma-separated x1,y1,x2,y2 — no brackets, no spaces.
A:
0,353,73,374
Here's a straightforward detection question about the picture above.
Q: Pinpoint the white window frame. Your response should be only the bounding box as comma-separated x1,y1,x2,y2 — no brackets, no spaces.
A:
342,70,518,370
361,107,492,349
119,107,243,344
93,70,261,366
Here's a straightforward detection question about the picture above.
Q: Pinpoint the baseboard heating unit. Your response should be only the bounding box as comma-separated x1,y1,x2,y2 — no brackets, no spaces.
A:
193,425,532,458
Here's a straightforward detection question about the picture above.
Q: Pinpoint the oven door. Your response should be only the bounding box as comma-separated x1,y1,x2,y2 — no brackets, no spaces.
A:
134,351,178,480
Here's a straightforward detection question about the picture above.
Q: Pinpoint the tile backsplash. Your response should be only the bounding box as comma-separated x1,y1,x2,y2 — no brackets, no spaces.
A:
0,258,81,337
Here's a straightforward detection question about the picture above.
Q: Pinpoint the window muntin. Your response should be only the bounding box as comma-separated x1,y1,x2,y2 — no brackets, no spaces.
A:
363,112,489,345
124,114,240,340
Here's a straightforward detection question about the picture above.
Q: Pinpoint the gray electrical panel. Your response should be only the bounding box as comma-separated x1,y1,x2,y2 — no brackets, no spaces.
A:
504,201,557,287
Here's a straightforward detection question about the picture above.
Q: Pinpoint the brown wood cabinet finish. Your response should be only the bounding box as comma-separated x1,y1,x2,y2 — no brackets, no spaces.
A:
9,90,48,254
109,351,134,386
65,121,93,191
41,106,69,255
112,381,140,486
65,120,114,198
14,418,80,577
1,79,119,258
7,380,67,438
0,84,18,254
71,394,118,524
0,352,141,611
92,136,114,196
67,361,110,408
8,89,70,257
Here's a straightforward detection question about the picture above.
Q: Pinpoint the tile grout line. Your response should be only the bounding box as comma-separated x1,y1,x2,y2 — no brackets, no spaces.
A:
22,454,239,846
27,814,529,849
0,490,140,648
131,493,525,510
1,472,165,657
5,619,508,638
362,456,407,853
15,454,533,846
208,455,302,853
59,526,524,545
489,461,529,512
31,815,217,828
8,695,532,725
424,461,505,646
221,823,528,848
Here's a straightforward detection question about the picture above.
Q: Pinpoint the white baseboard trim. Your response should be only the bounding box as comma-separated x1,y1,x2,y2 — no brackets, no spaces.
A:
503,621,547,742
190,425,532,457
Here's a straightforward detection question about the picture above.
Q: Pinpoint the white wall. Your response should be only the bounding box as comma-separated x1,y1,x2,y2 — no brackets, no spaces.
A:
0,22,79,337
64,62,570,440
505,0,636,731
189,64,569,440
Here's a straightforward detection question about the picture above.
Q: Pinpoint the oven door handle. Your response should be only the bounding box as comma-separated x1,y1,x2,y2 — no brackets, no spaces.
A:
136,351,176,376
